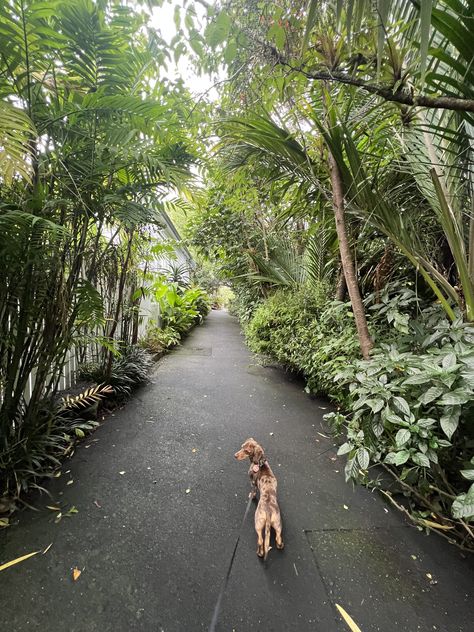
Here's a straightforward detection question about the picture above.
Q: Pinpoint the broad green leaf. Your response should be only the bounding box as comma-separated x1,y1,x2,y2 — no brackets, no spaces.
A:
392,396,411,418
452,484,474,519
418,386,444,405
438,391,470,406
395,429,411,447
224,41,237,65
461,470,474,481
440,414,459,439
442,352,457,369
337,442,352,456
412,452,430,468
403,373,430,386
394,450,410,466
357,447,370,470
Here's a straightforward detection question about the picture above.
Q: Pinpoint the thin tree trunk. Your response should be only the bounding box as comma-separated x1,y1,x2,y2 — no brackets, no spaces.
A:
328,152,373,360
335,267,346,301
105,230,134,376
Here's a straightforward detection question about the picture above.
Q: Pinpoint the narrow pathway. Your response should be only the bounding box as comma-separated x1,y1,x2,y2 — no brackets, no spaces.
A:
1,311,473,631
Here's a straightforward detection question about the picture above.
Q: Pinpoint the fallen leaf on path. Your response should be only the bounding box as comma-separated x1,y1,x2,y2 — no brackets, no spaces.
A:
192,448,197,453
65,506,78,516
411,555,417,560
317,432,330,438
46,506,61,511
66,480,73,486
343,505,349,510
0,518,9,528
335,604,363,632
419,518,454,531
119,471,125,475
72,567,81,581
0,550,40,572
426,573,433,580
269,432,274,436
185,488,191,494
54,512,63,523
53,471,62,478
93,500,101,508
42,543,53,555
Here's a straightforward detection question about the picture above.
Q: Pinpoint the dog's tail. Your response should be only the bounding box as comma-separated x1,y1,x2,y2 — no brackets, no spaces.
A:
263,514,272,561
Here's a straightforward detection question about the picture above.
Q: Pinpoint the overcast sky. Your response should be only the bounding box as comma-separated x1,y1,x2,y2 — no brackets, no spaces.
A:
148,0,222,100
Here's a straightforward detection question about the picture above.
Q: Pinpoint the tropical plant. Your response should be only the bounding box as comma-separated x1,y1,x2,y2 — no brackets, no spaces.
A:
0,0,200,501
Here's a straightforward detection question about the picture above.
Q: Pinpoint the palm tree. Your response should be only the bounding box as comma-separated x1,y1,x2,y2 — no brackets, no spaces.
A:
0,0,197,491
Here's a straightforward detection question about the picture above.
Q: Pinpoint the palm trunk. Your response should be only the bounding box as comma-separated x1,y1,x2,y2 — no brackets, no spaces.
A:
328,152,373,359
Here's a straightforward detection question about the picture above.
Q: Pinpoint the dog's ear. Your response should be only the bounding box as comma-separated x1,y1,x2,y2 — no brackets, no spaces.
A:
252,444,264,464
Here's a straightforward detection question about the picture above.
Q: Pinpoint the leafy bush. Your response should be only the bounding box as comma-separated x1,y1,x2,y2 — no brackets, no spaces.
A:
141,326,182,354
244,287,359,402
152,280,210,335
329,311,474,524
0,385,112,500
79,345,153,398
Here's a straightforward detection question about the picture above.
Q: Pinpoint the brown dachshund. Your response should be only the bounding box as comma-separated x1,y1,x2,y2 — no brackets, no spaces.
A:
235,437,284,560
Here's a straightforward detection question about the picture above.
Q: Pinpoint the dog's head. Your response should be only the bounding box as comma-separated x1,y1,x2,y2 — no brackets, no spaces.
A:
235,437,265,465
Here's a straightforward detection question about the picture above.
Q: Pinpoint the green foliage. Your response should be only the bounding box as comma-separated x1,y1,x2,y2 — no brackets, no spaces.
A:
79,346,153,399
142,327,182,354
326,304,474,536
244,285,359,402
152,279,210,334
0,384,112,498
140,278,210,355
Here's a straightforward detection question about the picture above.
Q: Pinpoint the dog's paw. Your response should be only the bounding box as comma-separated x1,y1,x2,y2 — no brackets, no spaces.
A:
276,541,284,550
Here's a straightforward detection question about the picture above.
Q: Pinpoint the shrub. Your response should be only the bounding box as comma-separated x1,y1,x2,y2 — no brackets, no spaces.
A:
152,280,210,335
79,345,153,398
141,326,182,354
0,384,112,500
244,286,359,402
320,300,474,544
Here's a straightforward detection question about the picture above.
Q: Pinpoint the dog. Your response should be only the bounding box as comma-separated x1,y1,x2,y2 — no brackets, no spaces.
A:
234,437,284,560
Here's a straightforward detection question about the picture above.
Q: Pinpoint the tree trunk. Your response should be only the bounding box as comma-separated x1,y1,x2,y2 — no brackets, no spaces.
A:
328,152,373,359
105,230,134,377
335,267,347,301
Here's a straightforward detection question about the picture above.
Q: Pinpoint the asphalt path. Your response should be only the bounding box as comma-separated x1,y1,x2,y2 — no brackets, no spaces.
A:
1,310,473,631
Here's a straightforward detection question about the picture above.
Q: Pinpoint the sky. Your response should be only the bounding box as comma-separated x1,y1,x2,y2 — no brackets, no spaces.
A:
148,0,223,101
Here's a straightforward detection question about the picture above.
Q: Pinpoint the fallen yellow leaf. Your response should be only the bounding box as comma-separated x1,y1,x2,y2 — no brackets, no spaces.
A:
46,506,61,511
420,518,454,531
0,550,40,572
0,518,10,528
72,567,81,581
43,543,53,555
336,604,363,632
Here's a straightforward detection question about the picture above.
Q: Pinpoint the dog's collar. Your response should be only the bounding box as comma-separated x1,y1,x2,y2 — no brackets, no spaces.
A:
252,459,267,472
